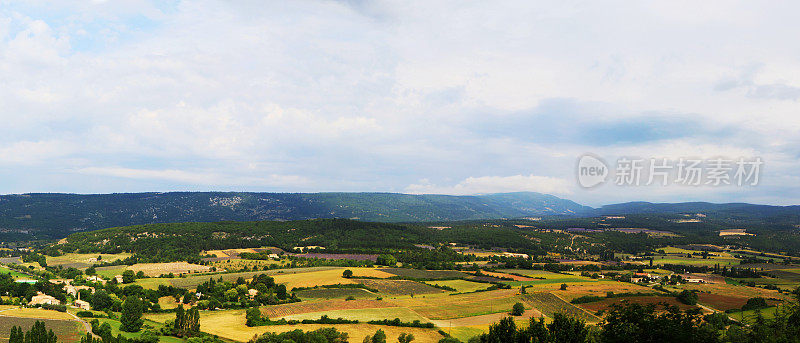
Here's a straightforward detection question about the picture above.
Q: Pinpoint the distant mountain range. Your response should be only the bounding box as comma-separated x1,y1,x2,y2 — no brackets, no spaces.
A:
0,191,798,241
0,192,589,238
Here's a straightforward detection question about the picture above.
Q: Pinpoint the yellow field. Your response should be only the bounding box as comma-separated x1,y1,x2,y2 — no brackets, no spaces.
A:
549,280,653,301
128,262,211,276
390,289,524,320
278,307,428,322
274,269,358,289
148,309,444,343
0,308,76,320
424,280,490,293
211,259,286,270
158,296,181,310
46,253,131,268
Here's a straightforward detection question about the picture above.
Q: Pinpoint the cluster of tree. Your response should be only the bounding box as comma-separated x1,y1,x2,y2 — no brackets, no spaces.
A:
8,321,57,343
193,274,297,309
0,274,66,305
21,253,48,267
248,327,349,343
168,305,200,337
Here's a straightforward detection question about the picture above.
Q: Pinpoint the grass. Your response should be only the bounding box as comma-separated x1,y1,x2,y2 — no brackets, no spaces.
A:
0,265,30,280
425,280,491,293
94,317,183,343
95,265,127,279
651,255,739,266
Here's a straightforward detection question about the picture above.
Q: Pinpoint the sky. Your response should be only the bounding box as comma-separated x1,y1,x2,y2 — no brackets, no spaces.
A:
0,0,799,207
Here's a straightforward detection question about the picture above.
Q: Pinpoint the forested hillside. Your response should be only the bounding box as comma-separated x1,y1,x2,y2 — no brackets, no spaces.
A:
0,192,589,240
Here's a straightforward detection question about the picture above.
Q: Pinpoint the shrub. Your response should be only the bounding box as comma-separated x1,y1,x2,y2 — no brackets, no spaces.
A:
512,302,525,316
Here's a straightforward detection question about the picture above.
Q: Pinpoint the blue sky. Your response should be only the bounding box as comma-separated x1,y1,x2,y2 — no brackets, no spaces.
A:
0,1,799,207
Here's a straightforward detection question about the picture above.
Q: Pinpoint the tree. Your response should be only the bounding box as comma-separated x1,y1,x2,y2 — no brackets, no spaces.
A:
363,329,387,343
547,313,587,343
600,303,717,343
122,270,136,284
23,321,57,343
511,302,525,316
246,307,267,327
741,297,768,311
437,338,460,343
560,283,568,290
376,255,397,266
342,269,353,278
398,333,414,343
676,290,698,305
120,296,144,332
9,326,23,343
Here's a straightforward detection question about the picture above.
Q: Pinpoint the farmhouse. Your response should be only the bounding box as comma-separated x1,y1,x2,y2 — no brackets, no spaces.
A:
74,299,91,310
29,292,60,306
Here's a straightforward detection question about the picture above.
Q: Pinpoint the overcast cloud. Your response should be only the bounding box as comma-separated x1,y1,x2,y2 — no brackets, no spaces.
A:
1,1,799,206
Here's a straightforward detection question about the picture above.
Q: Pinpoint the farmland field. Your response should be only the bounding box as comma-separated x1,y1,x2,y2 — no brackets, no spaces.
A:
295,288,377,300
278,307,428,322
134,266,342,289
522,292,599,322
358,279,444,295
262,299,397,318
190,308,442,342
425,279,492,293
0,316,84,343
576,295,696,313
0,308,76,320
45,253,131,269
128,262,211,276
698,293,780,311
391,289,524,319
0,265,30,280
95,265,127,279
381,268,469,279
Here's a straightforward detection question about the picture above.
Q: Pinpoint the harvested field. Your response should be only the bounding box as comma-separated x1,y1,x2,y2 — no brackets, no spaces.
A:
392,289,523,320
0,308,76,320
294,253,378,262
197,308,442,343
128,262,211,277
262,299,396,318
698,293,780,311
0,316,83,343
296,288,377,300
549,280,654,301
576,296,695,313
150,266,340,289
680,283,790,301
274,269,359,289
431,308,544,327
279,307,427,322
45,253,131,269
358,279,443,295
522,292,599,322
381,268,469,279
425,280,492,293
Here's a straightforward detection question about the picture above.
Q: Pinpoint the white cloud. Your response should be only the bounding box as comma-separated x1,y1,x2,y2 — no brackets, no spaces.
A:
0,1,798,204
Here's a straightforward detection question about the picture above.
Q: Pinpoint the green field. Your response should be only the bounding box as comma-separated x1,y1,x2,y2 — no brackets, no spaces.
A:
0,265,31,280
94,317,184,343
95,265,127,279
